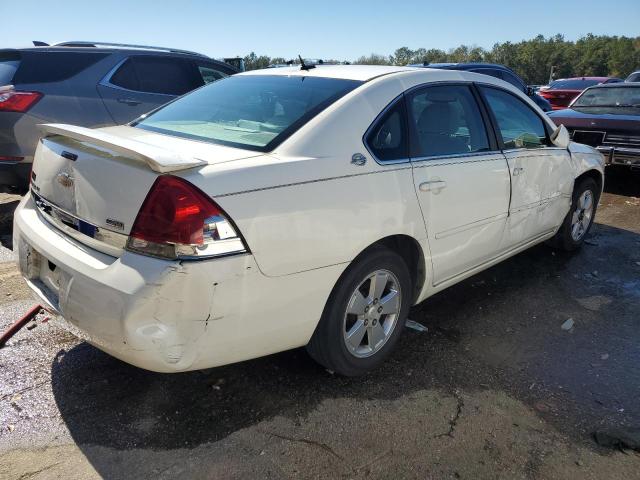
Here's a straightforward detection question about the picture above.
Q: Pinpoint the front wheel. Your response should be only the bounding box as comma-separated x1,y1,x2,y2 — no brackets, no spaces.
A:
549,177,599,251
306,247,412,376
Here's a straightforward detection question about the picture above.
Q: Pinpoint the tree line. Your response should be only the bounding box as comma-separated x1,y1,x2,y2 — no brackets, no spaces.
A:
242,34,640,84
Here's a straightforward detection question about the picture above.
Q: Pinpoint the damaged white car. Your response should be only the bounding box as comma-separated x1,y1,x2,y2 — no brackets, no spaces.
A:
14,65,604,375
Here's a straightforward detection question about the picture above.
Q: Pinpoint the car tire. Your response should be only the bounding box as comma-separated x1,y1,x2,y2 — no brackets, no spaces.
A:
548,177,599,251
306,247,412,376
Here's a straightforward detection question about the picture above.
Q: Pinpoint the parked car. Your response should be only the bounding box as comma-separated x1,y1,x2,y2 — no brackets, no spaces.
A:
626,71,640,83
548,83,640,171
538,77,623,110
0,41,238,193
410,62,553,112
14,66,604,376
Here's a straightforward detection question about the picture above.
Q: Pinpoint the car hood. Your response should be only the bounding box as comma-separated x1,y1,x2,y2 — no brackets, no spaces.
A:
548,108,640,129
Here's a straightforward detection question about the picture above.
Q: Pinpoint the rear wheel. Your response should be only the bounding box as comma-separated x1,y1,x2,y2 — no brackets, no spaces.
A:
306,247,412,376
549,178,598,251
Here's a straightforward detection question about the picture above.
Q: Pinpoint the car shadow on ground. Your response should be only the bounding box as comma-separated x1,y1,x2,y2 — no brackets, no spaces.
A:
49,217,640,479
0,198,20,250
603,165,640,197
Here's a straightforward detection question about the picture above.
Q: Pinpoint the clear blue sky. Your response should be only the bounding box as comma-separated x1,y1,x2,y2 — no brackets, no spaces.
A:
3,0,639,60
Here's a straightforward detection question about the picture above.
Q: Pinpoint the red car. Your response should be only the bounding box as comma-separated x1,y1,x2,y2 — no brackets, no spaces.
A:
539,77,623,110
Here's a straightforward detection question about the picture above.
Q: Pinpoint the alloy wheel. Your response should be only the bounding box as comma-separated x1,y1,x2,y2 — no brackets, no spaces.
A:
343,269,402,358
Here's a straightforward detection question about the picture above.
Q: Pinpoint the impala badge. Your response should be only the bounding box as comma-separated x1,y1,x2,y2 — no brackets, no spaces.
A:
106,218,125,231
56,172,74,188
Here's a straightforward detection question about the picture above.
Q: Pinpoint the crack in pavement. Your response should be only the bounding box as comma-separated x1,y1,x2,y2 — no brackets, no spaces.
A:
260,430,344,461
434,390,464,439
16,461,62,480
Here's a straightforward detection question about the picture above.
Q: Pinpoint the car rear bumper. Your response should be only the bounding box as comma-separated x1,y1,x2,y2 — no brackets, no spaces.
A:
596,146,640,168
13,194,342,372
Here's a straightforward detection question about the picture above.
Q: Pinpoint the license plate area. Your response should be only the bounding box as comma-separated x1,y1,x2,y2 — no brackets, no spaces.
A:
572,130,605,147
19,240,62,313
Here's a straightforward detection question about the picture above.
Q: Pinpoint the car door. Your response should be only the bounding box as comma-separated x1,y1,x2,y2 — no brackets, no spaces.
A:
478,86,574,249
407,84,511,285
97,55,204,124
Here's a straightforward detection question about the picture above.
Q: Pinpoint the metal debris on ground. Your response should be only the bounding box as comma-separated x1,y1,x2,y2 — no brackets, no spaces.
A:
405,319,428,332
561,318,574,331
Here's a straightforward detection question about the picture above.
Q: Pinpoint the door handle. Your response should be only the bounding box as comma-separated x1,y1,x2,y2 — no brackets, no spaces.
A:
117,98,141,106
512,167,525,176
419,180,447,193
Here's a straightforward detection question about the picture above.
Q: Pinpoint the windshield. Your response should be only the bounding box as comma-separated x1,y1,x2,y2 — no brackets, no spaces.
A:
573,87,640,107
135,75,362,151
549,79,602,90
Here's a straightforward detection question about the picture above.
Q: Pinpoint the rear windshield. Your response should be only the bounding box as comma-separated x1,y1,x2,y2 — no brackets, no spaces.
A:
0,51,20,85
573,87,640,108
549,79,602,90
134,75,362,151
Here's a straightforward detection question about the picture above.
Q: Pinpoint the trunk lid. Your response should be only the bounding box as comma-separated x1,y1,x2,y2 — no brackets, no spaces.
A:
31,124,262,254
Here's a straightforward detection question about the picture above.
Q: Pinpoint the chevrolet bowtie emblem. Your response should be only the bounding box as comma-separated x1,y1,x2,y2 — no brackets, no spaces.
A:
56,172,74,188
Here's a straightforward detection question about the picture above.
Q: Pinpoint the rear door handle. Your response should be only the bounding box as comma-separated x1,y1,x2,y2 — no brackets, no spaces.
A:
117,98,141,106
512,167,525,176
419,180,447,193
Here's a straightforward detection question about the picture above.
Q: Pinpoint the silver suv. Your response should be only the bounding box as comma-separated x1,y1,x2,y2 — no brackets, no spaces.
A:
0,41,237,193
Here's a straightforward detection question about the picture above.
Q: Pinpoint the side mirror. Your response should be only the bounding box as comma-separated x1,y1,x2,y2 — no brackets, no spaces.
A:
551,124,570,149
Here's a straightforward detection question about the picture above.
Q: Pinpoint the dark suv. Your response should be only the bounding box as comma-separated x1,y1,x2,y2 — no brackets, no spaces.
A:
410,62,552,112
0,41,237,193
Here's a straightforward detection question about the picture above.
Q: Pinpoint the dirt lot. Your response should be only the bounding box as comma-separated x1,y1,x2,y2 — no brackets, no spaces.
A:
0,168,639,480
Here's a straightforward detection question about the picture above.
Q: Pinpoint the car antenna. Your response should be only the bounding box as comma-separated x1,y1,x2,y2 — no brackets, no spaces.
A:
298,55,315,71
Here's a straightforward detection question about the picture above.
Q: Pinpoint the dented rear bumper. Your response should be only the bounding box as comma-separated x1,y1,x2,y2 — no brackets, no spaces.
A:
13,194,343,372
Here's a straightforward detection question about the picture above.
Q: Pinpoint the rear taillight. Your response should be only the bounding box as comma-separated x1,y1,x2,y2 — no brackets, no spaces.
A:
0,155,24,161
0,90,42,113
127,175,247,260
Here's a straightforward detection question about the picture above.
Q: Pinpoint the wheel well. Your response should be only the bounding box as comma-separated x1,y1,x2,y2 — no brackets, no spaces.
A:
575,169,603,199
359,235,426,304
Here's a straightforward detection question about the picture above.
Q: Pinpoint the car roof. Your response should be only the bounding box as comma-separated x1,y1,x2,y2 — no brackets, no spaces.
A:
15,46,210,60
554,76,612,81
425,62,511,70
239,65,427,81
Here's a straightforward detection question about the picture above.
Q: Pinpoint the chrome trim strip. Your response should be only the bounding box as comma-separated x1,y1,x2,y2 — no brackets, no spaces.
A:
31,191,126,257
411,151,504,167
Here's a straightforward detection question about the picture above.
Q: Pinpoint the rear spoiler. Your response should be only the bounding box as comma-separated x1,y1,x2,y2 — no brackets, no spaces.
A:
39,124,206,173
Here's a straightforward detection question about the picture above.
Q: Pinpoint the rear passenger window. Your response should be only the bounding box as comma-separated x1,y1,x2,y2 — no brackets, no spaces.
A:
407,85,490,157
196,63,228,84
480,87,547,149
365,98,408,162
109,58,138,90
109,56,201,95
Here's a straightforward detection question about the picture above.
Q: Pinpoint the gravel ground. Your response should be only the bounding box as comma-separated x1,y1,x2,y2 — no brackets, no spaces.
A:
0,167,639,479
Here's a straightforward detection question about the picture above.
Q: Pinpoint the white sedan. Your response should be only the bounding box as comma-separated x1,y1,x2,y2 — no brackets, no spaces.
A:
14,65,604,376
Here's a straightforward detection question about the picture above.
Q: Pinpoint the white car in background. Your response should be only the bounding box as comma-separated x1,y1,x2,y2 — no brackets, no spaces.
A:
14,65,604,376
